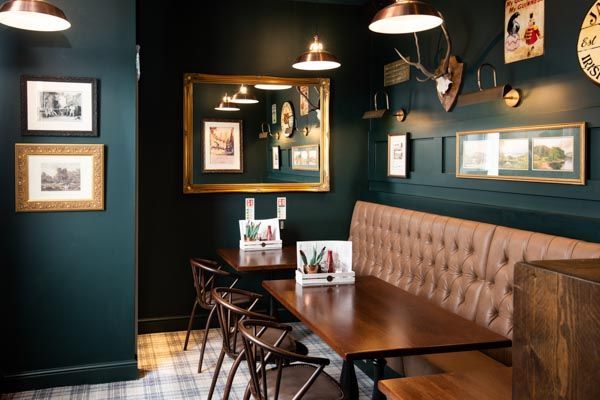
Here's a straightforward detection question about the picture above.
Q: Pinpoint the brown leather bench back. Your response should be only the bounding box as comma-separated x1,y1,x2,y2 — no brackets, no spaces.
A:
349,201,600,364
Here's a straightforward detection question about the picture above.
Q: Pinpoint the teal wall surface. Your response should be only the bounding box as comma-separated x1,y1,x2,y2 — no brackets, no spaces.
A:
365,0,600,243
0,0,138,392
138,0,369,332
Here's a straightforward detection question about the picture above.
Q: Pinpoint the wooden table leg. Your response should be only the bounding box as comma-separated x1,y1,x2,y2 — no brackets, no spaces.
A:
269,294,278,318
372,358,387,400
340,360,359,400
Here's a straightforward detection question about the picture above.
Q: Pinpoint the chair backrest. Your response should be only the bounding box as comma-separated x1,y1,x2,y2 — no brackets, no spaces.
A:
189,258,237,308
239,319,331,400
211,287,274,357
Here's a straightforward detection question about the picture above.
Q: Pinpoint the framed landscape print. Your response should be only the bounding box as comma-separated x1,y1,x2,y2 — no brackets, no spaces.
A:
291,145,319,171
21,76,98,136
457,122,585,185
272,146,280,170
388,133,409,178
15,144,104,212
202,119,243,173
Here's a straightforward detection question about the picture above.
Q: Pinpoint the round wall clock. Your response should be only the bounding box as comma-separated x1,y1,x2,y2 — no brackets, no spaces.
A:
578,2,600,85
281,101,295,137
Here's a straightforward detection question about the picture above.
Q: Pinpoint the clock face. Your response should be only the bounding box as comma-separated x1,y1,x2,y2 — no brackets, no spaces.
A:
578,2,600,85
281,101,295,137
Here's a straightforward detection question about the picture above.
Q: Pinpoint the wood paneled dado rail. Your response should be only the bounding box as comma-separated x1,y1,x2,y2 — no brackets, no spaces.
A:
348,201,600,375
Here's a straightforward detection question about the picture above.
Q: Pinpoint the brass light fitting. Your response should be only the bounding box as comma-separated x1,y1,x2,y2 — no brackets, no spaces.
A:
293,35,341,71
0,0,70,31
369,0,443,34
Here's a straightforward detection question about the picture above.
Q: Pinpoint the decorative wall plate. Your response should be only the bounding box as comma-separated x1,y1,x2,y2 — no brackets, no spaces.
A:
578,2,600,85
281,101,295,137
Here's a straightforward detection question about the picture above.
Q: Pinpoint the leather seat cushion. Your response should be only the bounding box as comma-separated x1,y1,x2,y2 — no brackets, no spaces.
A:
259,364,344,400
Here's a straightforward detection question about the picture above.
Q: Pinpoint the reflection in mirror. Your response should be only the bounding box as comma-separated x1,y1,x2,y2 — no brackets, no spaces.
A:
183,74,330,193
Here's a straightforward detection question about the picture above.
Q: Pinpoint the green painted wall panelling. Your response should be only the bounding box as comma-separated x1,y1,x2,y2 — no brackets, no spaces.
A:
364,0,600,243
137,0,369,332
0,0,138,392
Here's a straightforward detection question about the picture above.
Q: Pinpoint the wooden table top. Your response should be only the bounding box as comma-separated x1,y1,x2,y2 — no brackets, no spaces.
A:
217,246,297,273
378,367,512,400
262,276,511,360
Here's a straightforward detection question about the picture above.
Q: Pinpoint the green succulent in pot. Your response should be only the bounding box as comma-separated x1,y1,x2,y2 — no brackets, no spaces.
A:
245,221,261,241
300,246,326,274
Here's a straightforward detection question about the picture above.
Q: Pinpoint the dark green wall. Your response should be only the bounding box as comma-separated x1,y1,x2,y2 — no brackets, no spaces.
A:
0,0,137,392
138,0,369,332
365,0,600,243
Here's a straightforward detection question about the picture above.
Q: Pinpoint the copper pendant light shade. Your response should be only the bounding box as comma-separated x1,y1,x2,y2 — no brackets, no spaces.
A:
254,84,293,90
215,94,240,112
0,0,70,31
293,35,341,71
231,84,259,104
369,0,443,34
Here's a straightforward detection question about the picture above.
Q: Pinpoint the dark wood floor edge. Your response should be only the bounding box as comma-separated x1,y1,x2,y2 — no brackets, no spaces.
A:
2,359,138,394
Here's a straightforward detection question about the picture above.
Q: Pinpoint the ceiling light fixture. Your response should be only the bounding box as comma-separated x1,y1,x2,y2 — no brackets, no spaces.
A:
231,84,259,104
369,0,443,34
292,35,341,71
254,84,293,90
0,0,70,31
215,94,240,112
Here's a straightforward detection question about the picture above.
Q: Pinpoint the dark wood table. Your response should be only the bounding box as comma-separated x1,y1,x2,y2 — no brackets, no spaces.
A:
216,246,297,273
378,367,512,400
262,276,512,400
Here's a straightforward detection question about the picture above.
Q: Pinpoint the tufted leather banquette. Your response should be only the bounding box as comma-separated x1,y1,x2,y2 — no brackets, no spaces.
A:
348,201,600,375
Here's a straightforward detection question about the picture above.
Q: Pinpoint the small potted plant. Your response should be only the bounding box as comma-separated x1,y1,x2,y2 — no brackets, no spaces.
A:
244,221,261,242
300,246,326,274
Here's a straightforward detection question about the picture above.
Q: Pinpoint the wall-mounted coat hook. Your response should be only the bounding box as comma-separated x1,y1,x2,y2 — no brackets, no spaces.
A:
457,63,521,108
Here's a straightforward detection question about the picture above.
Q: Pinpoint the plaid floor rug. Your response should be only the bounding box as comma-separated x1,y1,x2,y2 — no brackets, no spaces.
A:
2,323,374,399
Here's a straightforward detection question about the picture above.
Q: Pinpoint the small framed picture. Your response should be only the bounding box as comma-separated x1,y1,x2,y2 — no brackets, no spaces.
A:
272,146,280,170
291,144,319,171
15,144,105,212
202,119,243,173
388,133,409,178
21,76,98,136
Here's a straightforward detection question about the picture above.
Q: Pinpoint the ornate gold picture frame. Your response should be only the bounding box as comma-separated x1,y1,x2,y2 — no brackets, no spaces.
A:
15,144,105,212
183,74,330,193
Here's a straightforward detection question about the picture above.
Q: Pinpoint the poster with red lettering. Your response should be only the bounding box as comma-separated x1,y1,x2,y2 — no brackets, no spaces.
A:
505,0,545,64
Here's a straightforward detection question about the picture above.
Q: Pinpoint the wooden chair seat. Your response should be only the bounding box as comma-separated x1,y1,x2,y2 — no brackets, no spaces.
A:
228,326,297,355
261,364,344,400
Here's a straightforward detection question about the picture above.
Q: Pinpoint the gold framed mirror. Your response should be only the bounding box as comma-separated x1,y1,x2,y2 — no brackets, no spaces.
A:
183,74,330,193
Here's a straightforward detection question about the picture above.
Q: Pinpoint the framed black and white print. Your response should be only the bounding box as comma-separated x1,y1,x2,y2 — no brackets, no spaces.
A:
388,133,409,178
21,76,98,136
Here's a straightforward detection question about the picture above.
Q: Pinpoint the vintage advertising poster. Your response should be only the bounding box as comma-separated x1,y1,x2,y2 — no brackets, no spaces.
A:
299,86,310,116
505,0,545,64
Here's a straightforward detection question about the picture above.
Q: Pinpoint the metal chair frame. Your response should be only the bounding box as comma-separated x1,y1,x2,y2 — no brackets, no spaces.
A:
183,258,240,373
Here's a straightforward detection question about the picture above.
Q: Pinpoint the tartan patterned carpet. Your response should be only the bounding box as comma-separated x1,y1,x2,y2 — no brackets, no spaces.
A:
2,323,374,399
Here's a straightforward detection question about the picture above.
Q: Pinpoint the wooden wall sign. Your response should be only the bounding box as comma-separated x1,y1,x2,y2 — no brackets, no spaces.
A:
384,59,410,87
578,1,600,85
